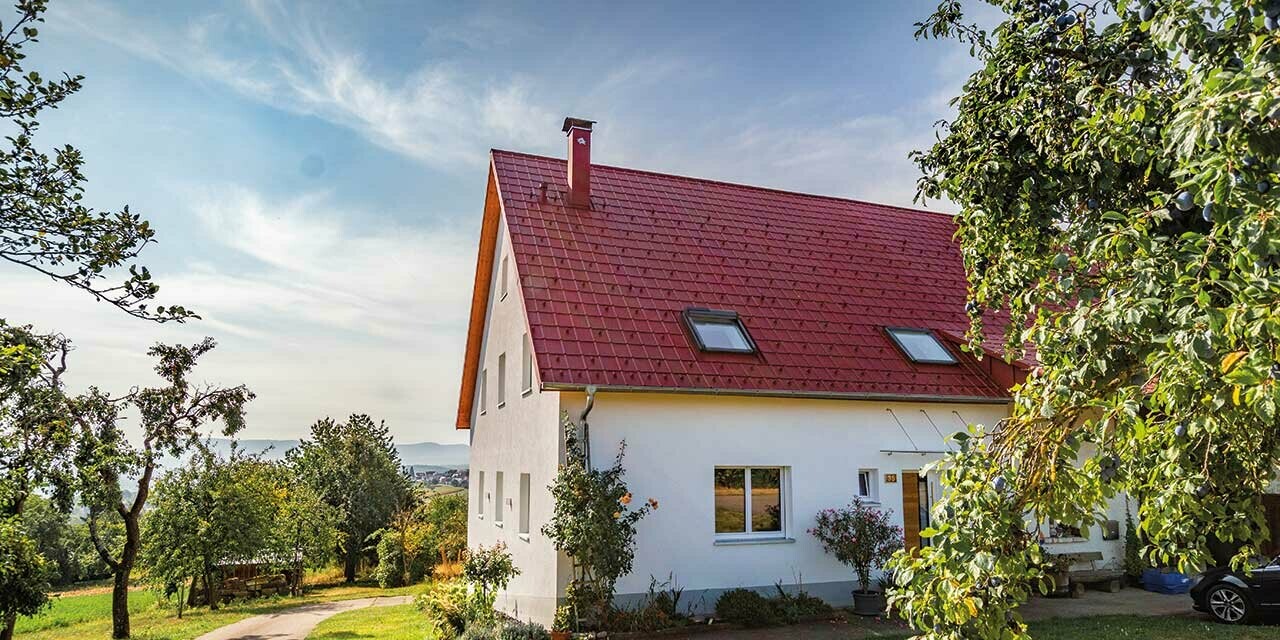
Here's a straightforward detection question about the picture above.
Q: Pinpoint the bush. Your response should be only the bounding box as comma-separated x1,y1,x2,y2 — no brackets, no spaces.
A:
498,620,550,640
714,589,779,628
809,498,903,593
769,584,832,624
459,621,499,640
464,542,520,614
416,579,479,635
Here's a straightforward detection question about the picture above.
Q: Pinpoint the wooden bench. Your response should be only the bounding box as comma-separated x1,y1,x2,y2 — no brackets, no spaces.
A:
1049,551,1124,597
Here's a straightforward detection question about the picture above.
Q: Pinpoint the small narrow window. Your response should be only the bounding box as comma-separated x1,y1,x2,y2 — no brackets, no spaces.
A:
500,256,509,300
476,471,485,516
479,368,487,415
684,308,756,353
714,466,786,538
857,469,879,502
886,328,957,364
519,473,531,536
521,333,533,394
497,353,507,407
495,471,504,524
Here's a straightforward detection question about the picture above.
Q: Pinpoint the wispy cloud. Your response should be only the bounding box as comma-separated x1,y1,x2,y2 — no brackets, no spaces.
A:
0,185,476,441
53,0,559,168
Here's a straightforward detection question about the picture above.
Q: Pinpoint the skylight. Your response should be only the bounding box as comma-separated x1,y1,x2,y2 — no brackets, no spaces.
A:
684,308,756,354
886,328,956,365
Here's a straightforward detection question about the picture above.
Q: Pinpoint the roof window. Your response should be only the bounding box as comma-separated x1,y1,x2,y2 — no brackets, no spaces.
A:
684,308,756,354
886,328,956,365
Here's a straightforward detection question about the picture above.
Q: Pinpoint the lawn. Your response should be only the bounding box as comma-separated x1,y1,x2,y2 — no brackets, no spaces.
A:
308,603,436,640
13,581,424,640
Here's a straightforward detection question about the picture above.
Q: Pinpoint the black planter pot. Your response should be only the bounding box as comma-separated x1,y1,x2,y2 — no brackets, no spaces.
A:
852,590,887,616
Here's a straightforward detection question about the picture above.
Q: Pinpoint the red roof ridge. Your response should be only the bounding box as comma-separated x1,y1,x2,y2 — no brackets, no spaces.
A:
489,148,957,223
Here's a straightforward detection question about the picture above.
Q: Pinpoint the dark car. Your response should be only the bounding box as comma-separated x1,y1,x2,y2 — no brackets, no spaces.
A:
1190,556,1280,624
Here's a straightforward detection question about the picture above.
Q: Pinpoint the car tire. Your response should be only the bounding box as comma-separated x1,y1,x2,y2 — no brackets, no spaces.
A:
1205,584,1254,625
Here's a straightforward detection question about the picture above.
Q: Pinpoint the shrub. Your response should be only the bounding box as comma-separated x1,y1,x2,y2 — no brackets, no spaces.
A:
714,589,779,628
769,584,832,623
459,621,499,640
608,574,689,632
542,412,657,631
809,498,903,593
416,578,479,635
498,620,551,640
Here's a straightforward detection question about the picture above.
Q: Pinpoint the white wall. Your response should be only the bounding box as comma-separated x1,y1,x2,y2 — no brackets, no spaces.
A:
467,211,564,624
558,391,1127,609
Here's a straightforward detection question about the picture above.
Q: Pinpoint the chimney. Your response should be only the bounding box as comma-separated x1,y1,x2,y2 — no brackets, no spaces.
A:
562,117,595,208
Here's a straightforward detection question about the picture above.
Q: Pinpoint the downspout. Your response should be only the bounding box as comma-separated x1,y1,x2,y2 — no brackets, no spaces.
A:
579,385,597,470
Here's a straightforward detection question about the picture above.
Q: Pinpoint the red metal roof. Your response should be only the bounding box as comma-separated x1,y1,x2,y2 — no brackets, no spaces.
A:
458,150,1019,427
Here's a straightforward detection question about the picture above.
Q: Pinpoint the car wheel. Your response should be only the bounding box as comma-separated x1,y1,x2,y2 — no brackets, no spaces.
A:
1206,584,1253,624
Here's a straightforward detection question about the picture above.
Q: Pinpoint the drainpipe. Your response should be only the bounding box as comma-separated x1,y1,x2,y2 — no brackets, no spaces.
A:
579,385,597,470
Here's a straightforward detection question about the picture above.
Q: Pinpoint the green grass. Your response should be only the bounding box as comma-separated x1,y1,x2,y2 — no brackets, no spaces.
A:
14,582,424,640
307,603,436,640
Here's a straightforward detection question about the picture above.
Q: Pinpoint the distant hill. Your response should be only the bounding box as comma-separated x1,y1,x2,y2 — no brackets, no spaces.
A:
202,438,469,468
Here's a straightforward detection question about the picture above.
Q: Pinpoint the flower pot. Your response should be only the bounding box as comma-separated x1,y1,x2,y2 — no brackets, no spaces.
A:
551,632,571,640
852,590,887,616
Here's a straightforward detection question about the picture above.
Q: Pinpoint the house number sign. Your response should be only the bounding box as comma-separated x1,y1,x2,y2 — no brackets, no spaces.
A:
884,473,898,484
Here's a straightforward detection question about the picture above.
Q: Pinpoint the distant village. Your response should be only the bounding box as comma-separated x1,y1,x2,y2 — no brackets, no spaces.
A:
409,466,468,487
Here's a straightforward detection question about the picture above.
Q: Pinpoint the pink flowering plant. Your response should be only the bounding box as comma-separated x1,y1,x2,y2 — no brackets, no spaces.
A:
809,498,904,594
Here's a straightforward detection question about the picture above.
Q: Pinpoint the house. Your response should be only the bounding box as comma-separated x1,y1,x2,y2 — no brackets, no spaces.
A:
457,118,1129,624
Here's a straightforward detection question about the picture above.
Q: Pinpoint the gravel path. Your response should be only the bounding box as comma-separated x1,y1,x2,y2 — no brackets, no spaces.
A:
193,595,413,640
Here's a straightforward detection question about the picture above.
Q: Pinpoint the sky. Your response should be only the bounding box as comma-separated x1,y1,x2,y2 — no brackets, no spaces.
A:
0,0,993,445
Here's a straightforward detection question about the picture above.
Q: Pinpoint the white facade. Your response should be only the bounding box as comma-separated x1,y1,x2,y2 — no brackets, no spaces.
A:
465,214,1129,626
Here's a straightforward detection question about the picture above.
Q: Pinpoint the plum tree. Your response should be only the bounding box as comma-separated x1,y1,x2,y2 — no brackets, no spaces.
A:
888,1,1280,638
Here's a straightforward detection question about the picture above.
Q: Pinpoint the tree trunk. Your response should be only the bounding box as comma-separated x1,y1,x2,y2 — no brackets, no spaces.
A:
111,566,131,639
343,547,357,583
2,612,17,640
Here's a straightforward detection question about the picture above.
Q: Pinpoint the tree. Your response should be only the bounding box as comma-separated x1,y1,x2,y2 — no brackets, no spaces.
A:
290,414,409,583
20,495,74,586
0,0,190,322
889,1,1280,638
421,492,467,566
0,323,73,640
268,467,343,596
371,490,433,587
74,338,252,639
140,446,276,615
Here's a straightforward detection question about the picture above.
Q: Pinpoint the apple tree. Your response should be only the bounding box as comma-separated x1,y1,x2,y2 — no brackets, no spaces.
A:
888,1,1280,638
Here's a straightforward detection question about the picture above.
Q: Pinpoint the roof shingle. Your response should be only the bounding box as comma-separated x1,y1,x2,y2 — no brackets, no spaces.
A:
487,149,1013,405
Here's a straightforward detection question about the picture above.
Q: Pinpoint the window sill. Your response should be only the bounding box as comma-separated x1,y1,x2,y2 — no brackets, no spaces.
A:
477,514,485,520
497,402,506,410
1044,536,1087,544
518,533,530,542
713,536,795,547
522,388,533,397
500,293,508,302
494,521,504,528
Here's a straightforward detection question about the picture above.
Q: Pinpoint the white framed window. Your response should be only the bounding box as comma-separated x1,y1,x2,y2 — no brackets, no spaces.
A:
476,471,485,517
518,473,531,537
714,466,787,539
500,255,509,300
479,368,487,415
857,469,879,503
497,353,506,407
886,327,956,364
494,471,505,525
521,333,533,395
684,308,756,353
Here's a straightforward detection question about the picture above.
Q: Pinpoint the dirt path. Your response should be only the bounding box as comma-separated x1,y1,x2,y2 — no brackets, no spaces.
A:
192,595,412,640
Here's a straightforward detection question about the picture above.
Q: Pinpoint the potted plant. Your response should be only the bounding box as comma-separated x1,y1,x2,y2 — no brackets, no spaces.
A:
809,498,904,616
551,605,573,640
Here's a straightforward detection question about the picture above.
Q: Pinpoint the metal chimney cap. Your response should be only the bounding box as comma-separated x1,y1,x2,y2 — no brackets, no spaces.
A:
562,117,596,133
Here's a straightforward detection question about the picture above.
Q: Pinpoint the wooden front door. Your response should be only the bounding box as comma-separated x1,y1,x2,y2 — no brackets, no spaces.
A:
902,471,931,550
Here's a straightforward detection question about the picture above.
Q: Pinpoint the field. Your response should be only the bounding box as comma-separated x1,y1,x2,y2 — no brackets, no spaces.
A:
14,580,424,640
308,603,437,640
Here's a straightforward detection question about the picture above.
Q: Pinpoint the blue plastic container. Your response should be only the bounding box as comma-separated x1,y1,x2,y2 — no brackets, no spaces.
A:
1142,568,1191,594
